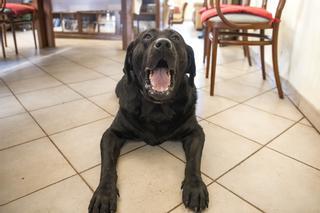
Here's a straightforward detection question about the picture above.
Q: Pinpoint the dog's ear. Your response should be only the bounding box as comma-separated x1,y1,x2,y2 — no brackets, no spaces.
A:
186,45,196,87
123,41,136,83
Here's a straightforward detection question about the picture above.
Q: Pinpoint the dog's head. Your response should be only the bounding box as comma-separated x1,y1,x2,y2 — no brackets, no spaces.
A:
123,29,196,103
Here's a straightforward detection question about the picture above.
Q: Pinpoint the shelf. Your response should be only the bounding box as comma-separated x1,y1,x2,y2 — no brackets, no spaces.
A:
52,10,121,39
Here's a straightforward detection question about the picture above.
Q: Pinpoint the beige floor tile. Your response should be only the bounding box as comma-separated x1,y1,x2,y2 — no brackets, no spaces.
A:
33,55,71,67
1,65,47,82
0,95,25,118
216,66,253,80
109,73,124,81
82,146,211,213
222,60,260,72
219,148,320,213
17,85,82,111
268,123,320,169
161,120,260,179
91,61,124,76
75,57,115,68
194,73,223,89
0,81,11,98
89,92,119,116
0,113,45,149
202,81,267,102
230,71,275,90
50,69,104,84
208,105,294,144
69,77,117,97
196,90,238,119
31,99,109,134
40,61,82,73
244,90,303,121
0,175,92,213
51,118,145,172
299,118,313,127
6,75,62,94
0,137,75,205
172,183,261,213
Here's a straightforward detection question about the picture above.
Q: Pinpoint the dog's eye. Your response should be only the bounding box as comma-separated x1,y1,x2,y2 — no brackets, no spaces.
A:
143,33,152,40
171,34,180,41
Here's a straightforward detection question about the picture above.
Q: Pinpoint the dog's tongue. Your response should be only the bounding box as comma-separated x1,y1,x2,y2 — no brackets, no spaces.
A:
150,68,171,92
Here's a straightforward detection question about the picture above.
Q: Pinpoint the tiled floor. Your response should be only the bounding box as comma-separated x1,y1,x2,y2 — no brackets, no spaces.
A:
1,23,320,213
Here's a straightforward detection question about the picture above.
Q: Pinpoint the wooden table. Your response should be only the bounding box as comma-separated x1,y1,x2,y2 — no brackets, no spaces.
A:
33,0,147,50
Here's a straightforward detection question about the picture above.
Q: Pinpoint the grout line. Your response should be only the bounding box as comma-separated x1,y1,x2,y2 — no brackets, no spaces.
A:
59,54,120,79
242,102,303,123
265,146,320,172
25,97,84,112
10,84,67,96
0,111,27,120
48,116,111,136
167,202,184,212
24,60,115,117
0,136,47,152
0,78,96,195
0,174,78,207
213,118,303,183
159,146,215,182
215,182,265,213
79,144,147,174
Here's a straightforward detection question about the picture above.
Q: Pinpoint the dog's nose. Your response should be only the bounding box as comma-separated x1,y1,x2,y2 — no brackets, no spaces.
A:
154,38,172,50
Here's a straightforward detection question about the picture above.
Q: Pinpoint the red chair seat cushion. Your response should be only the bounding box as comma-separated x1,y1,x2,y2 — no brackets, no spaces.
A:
3,3,36,17
201,5,277,23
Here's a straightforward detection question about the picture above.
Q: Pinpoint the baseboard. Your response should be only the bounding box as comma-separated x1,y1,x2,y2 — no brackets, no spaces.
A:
250,51,320,132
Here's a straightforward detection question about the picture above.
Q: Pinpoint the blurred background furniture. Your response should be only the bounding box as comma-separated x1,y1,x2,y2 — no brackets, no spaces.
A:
168,1,187,26
0,0,37,58
133,0,160,36
52,10,121,40
205,0,286,98
193,1,204,30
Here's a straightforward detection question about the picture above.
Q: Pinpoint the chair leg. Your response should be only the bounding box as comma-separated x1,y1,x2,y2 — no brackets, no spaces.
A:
11,23,18,55
210,28,219,96
205,29,211,79
32,19,38,49
203,24,208,64
272,26,284,99
243,46,247,57
243,30,252,66
0,27,6,58
2,24,7,47
260,30,266,80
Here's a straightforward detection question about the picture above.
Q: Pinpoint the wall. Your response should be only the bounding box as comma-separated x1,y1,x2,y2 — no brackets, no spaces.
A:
249,0,320,129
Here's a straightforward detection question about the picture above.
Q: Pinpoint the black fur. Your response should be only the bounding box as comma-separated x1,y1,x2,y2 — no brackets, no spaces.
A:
89,29,209,213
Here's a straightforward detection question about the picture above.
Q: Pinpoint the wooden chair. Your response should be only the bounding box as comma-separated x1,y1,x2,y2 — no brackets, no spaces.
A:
205,0,286,99
168,2,188,26
0,0,37,58
202,0,252,68
133,0,160,35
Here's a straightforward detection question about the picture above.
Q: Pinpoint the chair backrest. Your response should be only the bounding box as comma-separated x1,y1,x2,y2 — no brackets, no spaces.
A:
0,0,7,12
214,0,286,28
181,2,188,19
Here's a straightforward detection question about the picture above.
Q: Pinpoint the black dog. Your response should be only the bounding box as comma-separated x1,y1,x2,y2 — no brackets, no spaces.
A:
89,29,209,213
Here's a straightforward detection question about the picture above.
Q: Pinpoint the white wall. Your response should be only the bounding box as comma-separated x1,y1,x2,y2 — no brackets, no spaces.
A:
250,0,320,113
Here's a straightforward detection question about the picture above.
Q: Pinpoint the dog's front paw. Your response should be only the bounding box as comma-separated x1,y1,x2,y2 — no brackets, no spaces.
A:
181,178,209,212
88,184,119,213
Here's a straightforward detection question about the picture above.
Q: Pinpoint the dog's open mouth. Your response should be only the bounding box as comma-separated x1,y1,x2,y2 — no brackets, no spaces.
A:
145,59,174,96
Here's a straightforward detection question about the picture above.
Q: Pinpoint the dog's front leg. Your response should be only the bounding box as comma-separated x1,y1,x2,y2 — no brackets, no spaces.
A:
181,125,209,212
89,129,125,213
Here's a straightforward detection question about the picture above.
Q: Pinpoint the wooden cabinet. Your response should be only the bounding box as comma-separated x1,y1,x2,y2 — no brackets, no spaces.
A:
52,10,121,39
